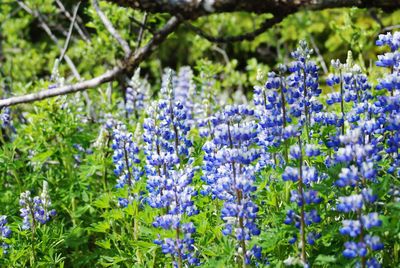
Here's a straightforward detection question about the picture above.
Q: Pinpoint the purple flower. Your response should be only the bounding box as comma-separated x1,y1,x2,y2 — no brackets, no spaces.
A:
0,215,11,254
19,181,56,230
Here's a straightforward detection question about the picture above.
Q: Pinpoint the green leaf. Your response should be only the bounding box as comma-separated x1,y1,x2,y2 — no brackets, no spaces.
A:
95,239,111,249
30,150,54,163
93,194,111,209
90,221,110,233
314,254,337,264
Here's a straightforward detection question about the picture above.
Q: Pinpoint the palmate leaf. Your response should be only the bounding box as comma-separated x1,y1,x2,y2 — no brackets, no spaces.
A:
93,194,112,209
89,221,111,233
102,208,124,220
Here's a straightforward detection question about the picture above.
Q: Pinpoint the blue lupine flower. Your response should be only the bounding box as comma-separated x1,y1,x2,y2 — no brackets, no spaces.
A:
343,241,367,258
72,143,93,165
374,32,400,187
109,122,141,207
340,220,362,237
254,70,287,151
375,32,400,96
305,144,320,157
282,167,298,182
202,104,262,264
144,70,199,266
0,215,11,254
279,41,326,267
337,195,363,213
364,257,382,268
19,181,56,230
0,107,11,128
306,231,321,245
361,188,377,203
364,235,384,251
125,69,149,116
376,32,400,51
175,66,196,120
290,145,301,160
334,96,383,265
361,213,382,229
288,235,297,244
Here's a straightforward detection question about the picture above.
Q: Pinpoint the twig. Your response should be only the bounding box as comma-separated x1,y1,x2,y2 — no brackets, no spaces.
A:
0,16,182,108
135,12,148,53
55,0,91,43
129,15,155,34
211,45,229,65
379,24,400,34
17,0,92,115
59,2,81,63
309,34,328,74
92,0,131,56
185,15,285,43
17,1,82,80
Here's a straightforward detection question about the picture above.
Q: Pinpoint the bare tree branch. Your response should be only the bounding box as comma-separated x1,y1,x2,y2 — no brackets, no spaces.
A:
17,0,94,115
129,15,155,34
0,16,181,108
211,45,229,65
108,0,400,19
3,0,398,109
0,68,120,108
185,15,285,43
381,24,400,32
135,12,148,52
55,0,91,43
309,34,328,75
59,2,81,63
17,1,82,80
92,0,131,56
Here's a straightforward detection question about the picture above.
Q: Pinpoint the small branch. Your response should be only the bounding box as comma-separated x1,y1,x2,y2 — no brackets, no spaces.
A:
0,16,181,108
135,12,148,53
380,24,400,32
129,15,155,34
92,0,131,56
309,34,328,74
59,2,81,63
185,15,285,43
0,68,120,108
18,0,93,115
17,1,82,80
55,0,91,43
108,0,400,19
210,45,229,65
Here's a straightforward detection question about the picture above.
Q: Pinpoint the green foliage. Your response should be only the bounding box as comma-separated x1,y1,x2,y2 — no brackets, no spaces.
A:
1,1,400,267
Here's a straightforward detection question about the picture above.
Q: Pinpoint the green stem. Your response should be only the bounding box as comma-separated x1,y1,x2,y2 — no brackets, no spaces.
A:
227,122,247,268
280,78,289,164
339,70,345,135
29,206,37,264
297,136,306,265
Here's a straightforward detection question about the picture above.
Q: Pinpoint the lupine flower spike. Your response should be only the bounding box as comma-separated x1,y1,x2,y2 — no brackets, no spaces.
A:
0,215,11,255
19,181,56,230
202,105,262,266
110,122,141,207
144,69,199,267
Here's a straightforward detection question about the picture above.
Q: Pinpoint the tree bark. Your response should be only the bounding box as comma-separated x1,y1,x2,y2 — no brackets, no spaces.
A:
107,0,400,19
0,16,181,108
